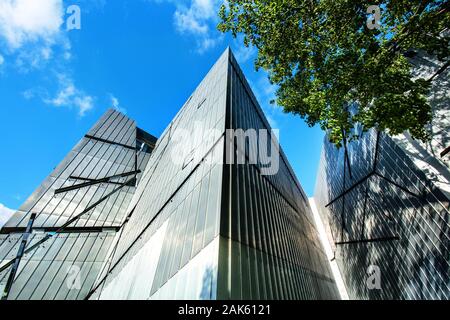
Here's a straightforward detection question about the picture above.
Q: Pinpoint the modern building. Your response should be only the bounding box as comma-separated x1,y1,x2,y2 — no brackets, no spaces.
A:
0,48,339,300
313,52,450,299
0,110,156,300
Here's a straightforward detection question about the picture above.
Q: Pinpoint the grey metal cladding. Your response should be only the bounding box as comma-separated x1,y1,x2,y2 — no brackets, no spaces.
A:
106,49,228,270
90,48,339,300
1,48,340,300
84,50,229,301
315,128,450,299
4,109,143,230
0,109,153,300
218,49,339,300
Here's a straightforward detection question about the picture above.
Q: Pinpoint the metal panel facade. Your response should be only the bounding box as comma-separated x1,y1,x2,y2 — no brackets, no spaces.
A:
90,49,229,300
216,51,339,300
314,129,450,299
0,110,154,299
1,49,339,300
92,49,339,300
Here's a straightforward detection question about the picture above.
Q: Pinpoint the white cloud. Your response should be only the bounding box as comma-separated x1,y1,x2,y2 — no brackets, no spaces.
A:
173,0,222,52
110,94,127,114
174,10,208,35
22,88,36,99
174,0,216,34
14,44,54,71
0,0,71,72
41,46,52,60
44,73,95,116
0,203,15,228
197,36,222,53
0,0,64,50
74,95,94,116
150,0,222,53
0,1,95,118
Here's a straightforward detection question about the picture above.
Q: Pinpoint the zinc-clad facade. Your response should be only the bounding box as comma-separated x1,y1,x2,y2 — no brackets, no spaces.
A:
0,110,155,299
1,49,339,300
216,51,338,299
90,48,339,300
314,52,450,300
90,48,229,300
314,129,450,299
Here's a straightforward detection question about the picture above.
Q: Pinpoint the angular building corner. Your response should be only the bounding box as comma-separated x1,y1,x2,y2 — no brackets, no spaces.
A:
0,48,340,300
0,109,157,300
313,52,450,300
90,48,340,300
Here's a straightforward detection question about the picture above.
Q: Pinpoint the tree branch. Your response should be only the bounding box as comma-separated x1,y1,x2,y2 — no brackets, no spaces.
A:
427,59,450,82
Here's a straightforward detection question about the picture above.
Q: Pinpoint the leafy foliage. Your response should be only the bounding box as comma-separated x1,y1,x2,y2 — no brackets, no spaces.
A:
218,0,449,146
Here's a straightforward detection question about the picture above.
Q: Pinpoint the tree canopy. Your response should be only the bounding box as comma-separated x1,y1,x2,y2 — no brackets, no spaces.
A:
218,0,449,146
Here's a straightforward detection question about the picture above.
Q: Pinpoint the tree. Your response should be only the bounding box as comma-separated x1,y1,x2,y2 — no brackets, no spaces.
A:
218,0,449,146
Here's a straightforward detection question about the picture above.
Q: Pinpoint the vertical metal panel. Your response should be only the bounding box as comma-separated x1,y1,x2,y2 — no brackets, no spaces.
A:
215,50,340,300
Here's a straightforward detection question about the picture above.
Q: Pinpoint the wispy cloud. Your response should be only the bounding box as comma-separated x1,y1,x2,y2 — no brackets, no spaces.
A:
44,73,95,117
19,79,96,120
15,45,54,71
0,203,15,228
149,0,223,53
0,1,97,116
24,73,95,117
174,9,208,35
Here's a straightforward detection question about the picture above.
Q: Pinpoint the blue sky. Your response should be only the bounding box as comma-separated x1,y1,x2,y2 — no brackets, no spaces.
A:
0,0,324,217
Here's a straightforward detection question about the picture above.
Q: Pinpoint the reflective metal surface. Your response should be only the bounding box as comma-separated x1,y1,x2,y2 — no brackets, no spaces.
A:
0,110,154,299
93,49,339,300
315,129,450,299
